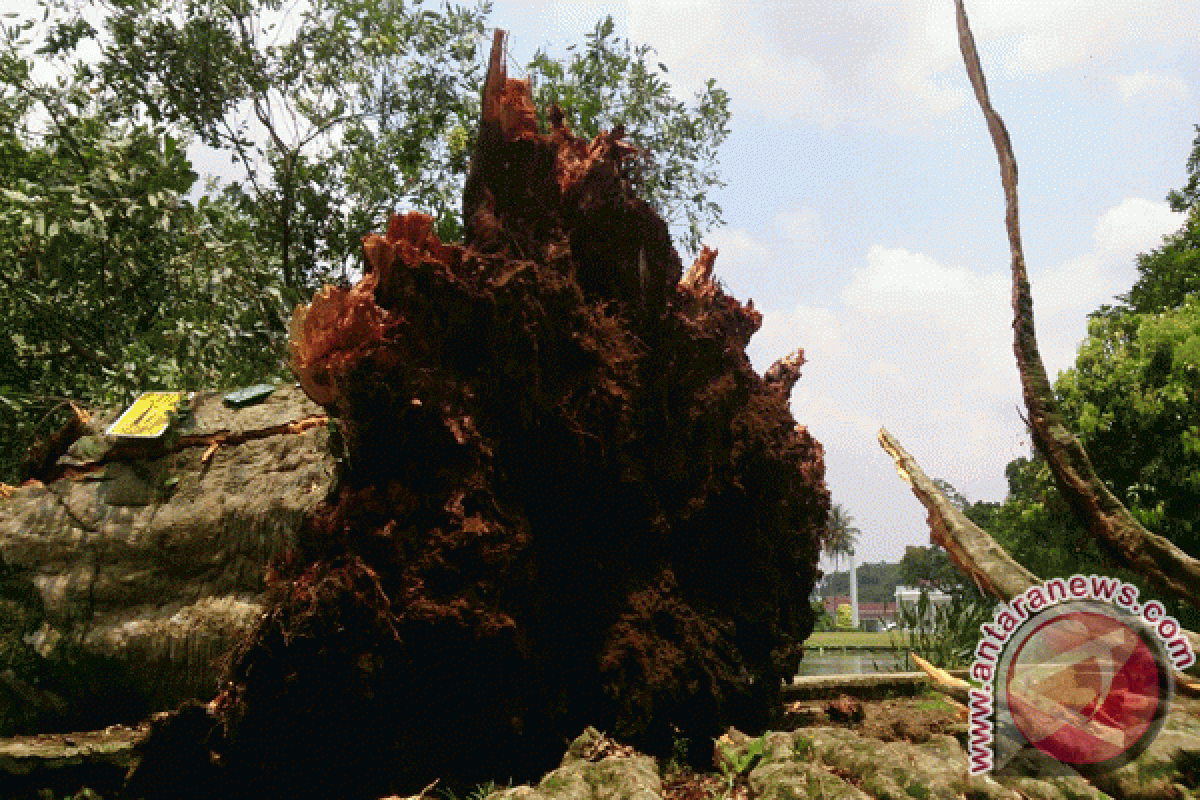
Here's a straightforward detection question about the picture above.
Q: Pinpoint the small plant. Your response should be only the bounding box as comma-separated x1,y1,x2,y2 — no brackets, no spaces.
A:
905,782,931,799
835,603,855,631
715,734,766,798
792,734,814,760
439,780,502,800
896,586,992,668
668,731,690,770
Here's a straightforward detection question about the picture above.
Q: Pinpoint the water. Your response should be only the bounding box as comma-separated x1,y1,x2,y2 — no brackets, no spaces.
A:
795,648,911,677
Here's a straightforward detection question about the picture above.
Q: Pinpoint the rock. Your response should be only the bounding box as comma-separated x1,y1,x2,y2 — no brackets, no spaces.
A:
1088,727,1200,800
8,695,1200,799
486,728,661,800
0,385,334,733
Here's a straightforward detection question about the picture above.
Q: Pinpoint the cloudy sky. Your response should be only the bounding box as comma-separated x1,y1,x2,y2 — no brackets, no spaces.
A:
488,0,1198,565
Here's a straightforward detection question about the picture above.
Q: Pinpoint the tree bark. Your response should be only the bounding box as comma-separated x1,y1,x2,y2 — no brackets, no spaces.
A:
954,0,1200,610
878,426,1200,664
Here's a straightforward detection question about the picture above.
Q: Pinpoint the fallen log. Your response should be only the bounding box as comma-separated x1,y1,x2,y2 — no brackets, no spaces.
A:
0,385,333,736
879,427,1200,660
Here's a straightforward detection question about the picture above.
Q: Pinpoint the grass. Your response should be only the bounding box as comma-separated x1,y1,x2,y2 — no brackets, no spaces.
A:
805,631,910,648
909,690,963,712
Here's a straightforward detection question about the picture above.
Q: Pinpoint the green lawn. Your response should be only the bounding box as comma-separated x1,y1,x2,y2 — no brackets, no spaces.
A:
805,631,909,648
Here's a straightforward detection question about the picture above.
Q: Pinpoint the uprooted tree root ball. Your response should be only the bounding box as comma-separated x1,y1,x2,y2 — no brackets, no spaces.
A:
126,32,829,800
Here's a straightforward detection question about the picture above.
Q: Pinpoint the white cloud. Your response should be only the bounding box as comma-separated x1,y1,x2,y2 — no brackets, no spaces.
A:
774,204,825,250
754,305,845,366
621,0,1197,133
1033,253,1108,316
1092,197,1185,259
625,0,721,73
963,0,1200,76
1116,72,1191,102
625,0,963,129
1034,197,1184,316
842,245,1009,327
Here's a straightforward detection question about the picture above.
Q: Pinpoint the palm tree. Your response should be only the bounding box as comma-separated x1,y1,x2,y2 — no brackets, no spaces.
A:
822,503,861,626
823,503,860,578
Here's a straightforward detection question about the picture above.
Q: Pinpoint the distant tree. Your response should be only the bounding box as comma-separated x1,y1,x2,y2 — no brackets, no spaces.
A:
822,503,859,579
899,480,996,596
822,561,901,604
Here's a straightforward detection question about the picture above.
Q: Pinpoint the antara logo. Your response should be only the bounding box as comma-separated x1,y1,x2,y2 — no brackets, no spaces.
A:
967,575,1193,776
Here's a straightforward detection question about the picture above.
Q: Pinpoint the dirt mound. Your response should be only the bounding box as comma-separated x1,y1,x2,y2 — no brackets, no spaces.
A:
166,34,829,800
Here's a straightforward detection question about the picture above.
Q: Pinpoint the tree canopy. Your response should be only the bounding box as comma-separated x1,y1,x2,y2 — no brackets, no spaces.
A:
0,14,287,481
822,503,859,574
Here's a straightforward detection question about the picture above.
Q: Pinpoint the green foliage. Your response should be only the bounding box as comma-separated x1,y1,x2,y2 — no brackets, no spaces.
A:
896,586,991,669
835,603,855,631
900,543,990,595
526,17,731,254
716,734,766,798
83,0,492,288
990,124,1200,591
1056,299,1200,554
439,780,501,800
0,18,288,483
821,502,859,580
80,1,729,287
0,2,733,483
1166,124,1200,217
812,601,834,631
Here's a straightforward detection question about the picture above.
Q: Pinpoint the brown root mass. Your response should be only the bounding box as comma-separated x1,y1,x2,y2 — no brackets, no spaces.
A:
206,38,828,800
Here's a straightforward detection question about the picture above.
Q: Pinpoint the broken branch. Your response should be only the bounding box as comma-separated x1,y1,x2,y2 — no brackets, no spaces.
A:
954,0,1200,610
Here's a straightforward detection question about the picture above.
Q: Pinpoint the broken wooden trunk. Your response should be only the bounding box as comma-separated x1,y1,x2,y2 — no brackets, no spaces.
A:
126,33,830,800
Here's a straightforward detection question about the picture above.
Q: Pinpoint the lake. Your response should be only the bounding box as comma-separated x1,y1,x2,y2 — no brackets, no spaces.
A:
796,648,912,677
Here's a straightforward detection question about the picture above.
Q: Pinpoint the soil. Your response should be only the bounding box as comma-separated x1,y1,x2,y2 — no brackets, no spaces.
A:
794,693,967,744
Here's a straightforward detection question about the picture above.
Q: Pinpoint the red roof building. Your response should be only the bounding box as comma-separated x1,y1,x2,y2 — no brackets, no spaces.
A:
820,596,898,622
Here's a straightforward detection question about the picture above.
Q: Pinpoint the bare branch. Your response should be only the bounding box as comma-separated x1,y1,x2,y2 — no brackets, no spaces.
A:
878,427,1200,662
954,0,1200,609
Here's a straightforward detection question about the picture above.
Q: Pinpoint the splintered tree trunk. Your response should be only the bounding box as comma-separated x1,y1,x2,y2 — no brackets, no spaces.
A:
876,1,1200,664
952,0,1200,610
156,29,833,800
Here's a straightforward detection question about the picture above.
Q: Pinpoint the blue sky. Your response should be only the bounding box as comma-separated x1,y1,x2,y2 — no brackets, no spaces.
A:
487,1,1199,566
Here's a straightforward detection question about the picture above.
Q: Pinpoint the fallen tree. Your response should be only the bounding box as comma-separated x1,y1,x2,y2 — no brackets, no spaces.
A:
123,30,831,800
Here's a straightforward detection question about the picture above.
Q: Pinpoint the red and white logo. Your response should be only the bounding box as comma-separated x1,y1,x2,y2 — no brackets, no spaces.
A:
968,577,1191,776
999,603,1170,771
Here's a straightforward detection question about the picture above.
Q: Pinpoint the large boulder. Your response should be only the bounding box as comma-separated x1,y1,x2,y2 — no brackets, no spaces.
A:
0,386,333,734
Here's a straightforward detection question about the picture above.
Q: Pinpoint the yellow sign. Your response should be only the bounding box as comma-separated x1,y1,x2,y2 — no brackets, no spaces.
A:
106,392,187,439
